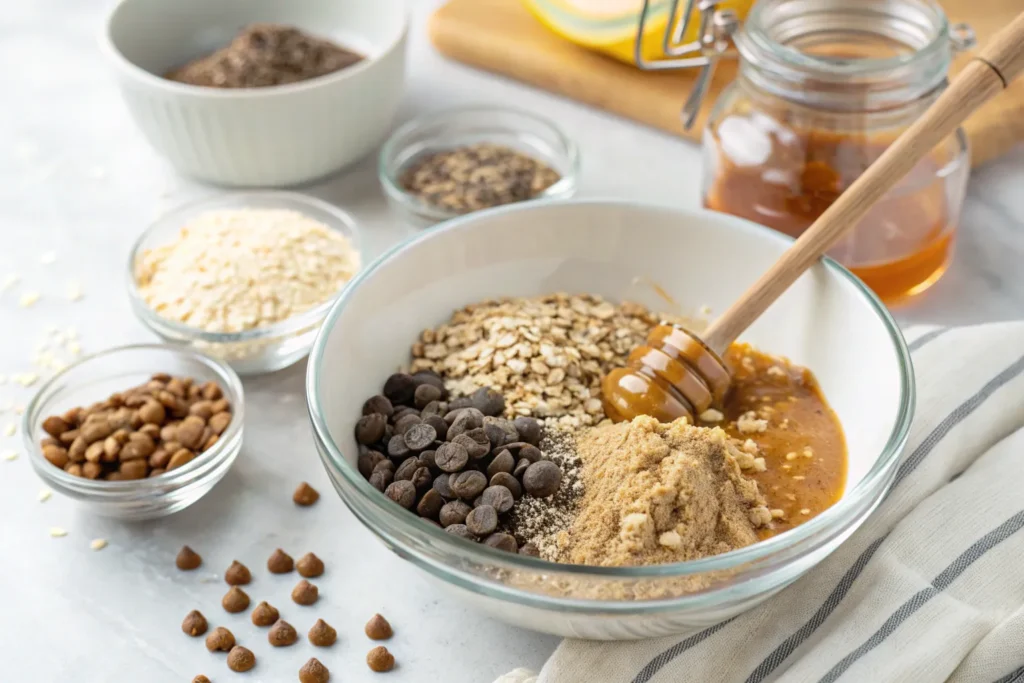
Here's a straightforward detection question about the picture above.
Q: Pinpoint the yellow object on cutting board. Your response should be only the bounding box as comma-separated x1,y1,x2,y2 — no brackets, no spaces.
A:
522,0,754,64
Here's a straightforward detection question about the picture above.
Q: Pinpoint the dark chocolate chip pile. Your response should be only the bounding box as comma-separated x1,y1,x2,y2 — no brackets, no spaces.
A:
356,372,561,554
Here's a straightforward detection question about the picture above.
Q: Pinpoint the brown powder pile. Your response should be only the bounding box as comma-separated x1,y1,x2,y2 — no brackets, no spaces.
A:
554,416,771,567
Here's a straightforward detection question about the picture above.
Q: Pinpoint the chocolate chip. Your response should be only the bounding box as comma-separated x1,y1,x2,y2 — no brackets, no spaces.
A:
414,383,442,409
268,619,298,647
403,422,436,451
300,657,331,683
383,373,416,404
452,431,489,459
364,613,393,640
450,470,487,500
176,545,202,570
433,473,455,499
519,444,543,463
358,450,386,478
355,413,386,445
435,441,469,472
394,456,420,482
480,485,514,513
439,500,472,527
420,400,445,418
296,552,325,578
466,505,498,536
487,449,515,478
394,413,422,436
267,548,294,574
512,416,542,445
411,466,433,493
416,488,444,519
422,414,448,441
307,619,337,647
384,480,416,508
444,406,483,427
483,422,507,449
291,579,319,605
471,387,505,416
224,560,252,585
490,472,522,499
367,645,396,673
483,532,518,553
523,460,561,497
222,586,250,613
205,626,235,652
448,396,473,411
182,609,208,636
387,434,411,459
251,601,280,626
519,542,540,557
362,394,394,418
445,523,476,540
392,407,419,423
227,645,256,672
369,469,392,491
513,457,531,479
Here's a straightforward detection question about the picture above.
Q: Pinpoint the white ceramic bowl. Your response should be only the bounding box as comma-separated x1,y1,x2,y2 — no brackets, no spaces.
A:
306,200,914,638
102,0,407,187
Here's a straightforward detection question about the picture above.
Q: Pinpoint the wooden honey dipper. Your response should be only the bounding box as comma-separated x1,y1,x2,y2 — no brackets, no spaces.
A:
603,12,1024,424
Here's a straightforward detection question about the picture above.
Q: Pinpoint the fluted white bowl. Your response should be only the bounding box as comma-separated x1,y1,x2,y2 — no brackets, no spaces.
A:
102,0,407,187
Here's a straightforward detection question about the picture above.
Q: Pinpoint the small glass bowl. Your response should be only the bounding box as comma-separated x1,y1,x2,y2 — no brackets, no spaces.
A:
23,344,244,521
378,106,580,229
127,191,363,375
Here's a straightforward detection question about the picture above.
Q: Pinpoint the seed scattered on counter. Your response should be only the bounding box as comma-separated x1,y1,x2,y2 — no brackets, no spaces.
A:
49,527,67,538
67,281,84,302
307,618,337,647
176,545,202,570
224,560,252,585
205,626,235,652
192,676,211,683
367,645,396,673
299,657,331,683
267,548,294,574
291,579,319,606
182,610,209,637
4,423,15,437
296,552,324,578
37,373,231,480
364,614,393,640
38,488,51,502
251,601,280,627
399,143,561,214
293,482,320,506
18,291,40,307
226,645,256,673
90,538,108,551
268,619,298,647
222,586,251,613
135,209,360,334
2,449,18,461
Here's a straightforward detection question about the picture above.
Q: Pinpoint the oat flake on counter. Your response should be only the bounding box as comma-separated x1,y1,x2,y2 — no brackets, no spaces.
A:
135,209,360,333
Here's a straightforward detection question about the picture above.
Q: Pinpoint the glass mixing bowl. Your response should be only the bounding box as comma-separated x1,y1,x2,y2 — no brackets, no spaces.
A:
305,199,914,638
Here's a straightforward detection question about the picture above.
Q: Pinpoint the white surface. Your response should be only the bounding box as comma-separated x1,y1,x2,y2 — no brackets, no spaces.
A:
0,0,1021,680
105,0,407,186
313,200,907,638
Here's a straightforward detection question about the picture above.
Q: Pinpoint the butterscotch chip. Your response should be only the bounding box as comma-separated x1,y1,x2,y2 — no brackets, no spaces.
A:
251,601,280,627
192,676,210,683
224,560,251,585
366,645,395,672
307,618,337,647
205,626,235,652
176,545,202,570
227,645,256,672
364,613,393,640
299,657,330,683
295,552,324,578
268,619,298,647
267,548,294,574
291,579,318,605
222,586,250,613
293,482,319,506
181,610,208,637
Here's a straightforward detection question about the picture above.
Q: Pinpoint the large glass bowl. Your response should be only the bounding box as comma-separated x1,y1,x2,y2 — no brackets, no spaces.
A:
305,199,914,638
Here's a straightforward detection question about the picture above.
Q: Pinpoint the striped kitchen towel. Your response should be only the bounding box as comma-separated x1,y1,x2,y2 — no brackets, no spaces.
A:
497,322,1024,683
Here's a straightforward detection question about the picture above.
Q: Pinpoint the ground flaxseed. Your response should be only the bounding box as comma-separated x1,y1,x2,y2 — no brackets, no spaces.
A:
399,143,561,214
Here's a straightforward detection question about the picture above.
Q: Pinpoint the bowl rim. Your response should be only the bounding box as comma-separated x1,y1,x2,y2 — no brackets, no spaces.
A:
99,0,408,99
306,198,915,583
377,105,582,222
22,343,245,493
126,190,363,344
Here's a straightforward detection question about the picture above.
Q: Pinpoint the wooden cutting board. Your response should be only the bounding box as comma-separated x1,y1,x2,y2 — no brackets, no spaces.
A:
429,0,1024,166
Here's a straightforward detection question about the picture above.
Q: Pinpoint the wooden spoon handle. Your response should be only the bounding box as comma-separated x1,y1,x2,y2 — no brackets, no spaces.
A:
701,11,1024,355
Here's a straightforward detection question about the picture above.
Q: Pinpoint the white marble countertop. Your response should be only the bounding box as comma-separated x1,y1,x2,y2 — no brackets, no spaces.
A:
1,1,1021,681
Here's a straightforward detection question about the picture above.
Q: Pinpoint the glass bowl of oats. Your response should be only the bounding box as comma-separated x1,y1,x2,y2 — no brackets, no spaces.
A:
378,106,580,229
127,191,362,375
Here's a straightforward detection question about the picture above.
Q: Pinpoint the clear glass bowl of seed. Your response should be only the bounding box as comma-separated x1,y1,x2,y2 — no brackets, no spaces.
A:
378,106,580,228
127,191,363,375
23,344,245,520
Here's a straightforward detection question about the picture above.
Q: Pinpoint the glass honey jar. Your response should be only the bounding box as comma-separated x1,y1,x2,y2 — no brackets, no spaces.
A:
636,0,976,304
